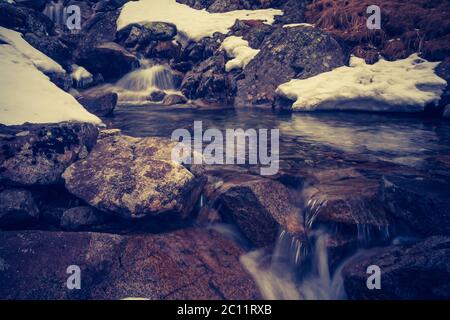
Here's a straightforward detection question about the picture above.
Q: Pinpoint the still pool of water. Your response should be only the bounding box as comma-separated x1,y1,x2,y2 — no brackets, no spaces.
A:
108,105,450,169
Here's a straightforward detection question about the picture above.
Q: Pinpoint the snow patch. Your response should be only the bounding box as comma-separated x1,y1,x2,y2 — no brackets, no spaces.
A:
276,54,447,112
117,0,282,41
0,28,101,125
221,36,259,72
0,27,64,75
283,23,315,28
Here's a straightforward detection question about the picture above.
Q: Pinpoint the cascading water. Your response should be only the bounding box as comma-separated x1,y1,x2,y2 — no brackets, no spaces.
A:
239,196,391,300
112,61,181,103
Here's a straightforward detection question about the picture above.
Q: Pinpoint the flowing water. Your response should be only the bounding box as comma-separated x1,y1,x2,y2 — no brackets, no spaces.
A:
105,61,181,103
109,103,450,300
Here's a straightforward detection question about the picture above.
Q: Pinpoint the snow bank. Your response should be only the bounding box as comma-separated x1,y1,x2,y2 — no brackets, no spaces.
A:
117,0,282,41
276,54,447,112
0,27,64,74
221,36,259,72
0,28,101,125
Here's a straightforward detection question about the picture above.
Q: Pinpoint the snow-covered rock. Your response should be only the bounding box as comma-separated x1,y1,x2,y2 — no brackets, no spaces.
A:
0,27,101,125
276,54,448,112
117,0,282,41
71,65,94,89
221,36,259,72
0,27,63,74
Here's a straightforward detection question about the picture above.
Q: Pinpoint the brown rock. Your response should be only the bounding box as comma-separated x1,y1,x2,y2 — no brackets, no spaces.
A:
63,135,205,219
0,229,260,299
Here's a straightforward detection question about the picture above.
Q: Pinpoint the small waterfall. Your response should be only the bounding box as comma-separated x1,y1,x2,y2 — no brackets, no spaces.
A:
113,62,179,103
239,196,392,300
116,65,176,92
241,230,347,300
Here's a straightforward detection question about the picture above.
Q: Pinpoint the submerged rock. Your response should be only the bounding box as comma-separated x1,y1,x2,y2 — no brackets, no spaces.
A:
343,236,450,300
0,188,39,228
0,229,259,299
63,135,205,219
0,122,98,186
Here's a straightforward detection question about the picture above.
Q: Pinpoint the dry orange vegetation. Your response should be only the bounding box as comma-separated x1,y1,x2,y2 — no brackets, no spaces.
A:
305,0,450,62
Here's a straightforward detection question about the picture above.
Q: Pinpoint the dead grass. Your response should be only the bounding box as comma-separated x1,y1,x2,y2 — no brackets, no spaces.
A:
305,0,450,62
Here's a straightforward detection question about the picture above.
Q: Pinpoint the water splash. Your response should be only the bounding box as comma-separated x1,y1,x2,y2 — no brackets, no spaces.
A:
241,229,347,300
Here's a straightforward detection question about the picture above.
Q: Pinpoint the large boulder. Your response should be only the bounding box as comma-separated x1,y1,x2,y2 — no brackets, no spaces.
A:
0,188,39,229
77,91,118,117
381,175,450,237
63,134,205,219
76,42,139,81
0,229,259,299
0,123,98,186
235,26,346,107
343,236,450,300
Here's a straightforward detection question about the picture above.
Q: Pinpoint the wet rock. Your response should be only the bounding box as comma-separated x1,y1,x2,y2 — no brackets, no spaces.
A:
73,10,120,67
77,91,118,117
343,236,450,300
146,40,181,60
77,42,139,81
235,26,346,107
148,90,166,102
0,122,98,186
0,229,259,299
116,22,177,48
180,35,224,64
215,176,305,247
162,94,188,105
0,3,54,37
302,168,391,243
381,175,450,236
60,206,106,230
181,52,230,105
0,188,39,229
229,19,273,49
63,135,205,219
